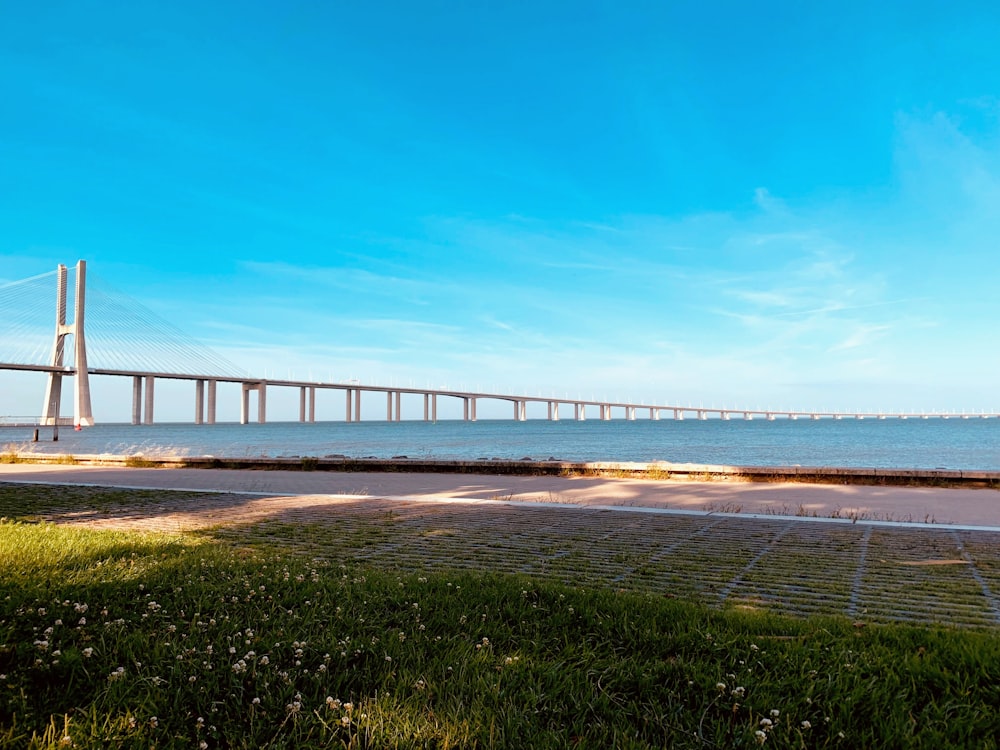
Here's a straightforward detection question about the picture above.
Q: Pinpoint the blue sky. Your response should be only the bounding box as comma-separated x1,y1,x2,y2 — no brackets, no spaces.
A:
3,1,1000,420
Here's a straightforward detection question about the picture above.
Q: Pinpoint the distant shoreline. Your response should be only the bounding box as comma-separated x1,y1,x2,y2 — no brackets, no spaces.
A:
4,452,1000,488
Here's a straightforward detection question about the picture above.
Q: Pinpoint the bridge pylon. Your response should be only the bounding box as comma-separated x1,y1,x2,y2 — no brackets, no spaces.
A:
40,260,94,427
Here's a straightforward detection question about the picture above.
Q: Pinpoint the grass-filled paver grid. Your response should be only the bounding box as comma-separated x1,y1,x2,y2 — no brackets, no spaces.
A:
855,527,1000,627
724,522,866,618
5,482,1000,628
616,517,793,599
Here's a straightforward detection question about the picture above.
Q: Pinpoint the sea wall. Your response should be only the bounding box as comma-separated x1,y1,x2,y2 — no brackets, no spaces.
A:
6,453,1000,487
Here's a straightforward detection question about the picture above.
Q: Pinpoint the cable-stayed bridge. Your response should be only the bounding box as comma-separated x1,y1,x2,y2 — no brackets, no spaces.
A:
2,261,999,428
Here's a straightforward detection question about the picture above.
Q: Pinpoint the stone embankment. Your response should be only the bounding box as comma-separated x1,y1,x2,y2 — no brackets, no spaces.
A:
8,453,1000,488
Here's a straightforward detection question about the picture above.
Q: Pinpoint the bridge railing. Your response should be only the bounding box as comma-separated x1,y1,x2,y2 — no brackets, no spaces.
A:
0,416,75,427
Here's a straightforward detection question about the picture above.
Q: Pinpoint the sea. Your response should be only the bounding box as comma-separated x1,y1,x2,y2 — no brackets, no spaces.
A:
5,418,1000,471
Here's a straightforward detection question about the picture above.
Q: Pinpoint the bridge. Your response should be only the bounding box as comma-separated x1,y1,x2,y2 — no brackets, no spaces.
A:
2,261,998,428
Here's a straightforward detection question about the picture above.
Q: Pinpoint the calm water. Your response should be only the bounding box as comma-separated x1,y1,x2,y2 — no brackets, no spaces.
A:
6,418,1000,471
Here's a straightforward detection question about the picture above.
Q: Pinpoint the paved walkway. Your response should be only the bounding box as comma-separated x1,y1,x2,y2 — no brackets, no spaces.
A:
3,463,1000,526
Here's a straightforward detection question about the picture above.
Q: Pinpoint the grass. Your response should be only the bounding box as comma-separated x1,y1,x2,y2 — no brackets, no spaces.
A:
1,486,1000,748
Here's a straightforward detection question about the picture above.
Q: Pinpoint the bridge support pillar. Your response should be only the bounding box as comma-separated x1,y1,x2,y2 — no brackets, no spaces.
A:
345,389,352,422
354,389,362,422
308,386,315,422
207,380,217,424
387,391,394,421
463,398,469,421
514,400,526,421
395,391,401,422
131,376,142,425
423,394,429,421
299,386,307,423
673,409,684,421
195,379,205,424
432,394,437,422
144,376,155,425
40,261,94,427
470,397,476,421
551,401,559,421
240,381,266,424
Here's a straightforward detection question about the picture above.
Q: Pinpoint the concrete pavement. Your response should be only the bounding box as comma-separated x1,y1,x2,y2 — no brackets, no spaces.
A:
3,463,1000,527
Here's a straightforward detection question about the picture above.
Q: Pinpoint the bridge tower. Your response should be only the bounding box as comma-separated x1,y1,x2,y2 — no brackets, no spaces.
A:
40,260,94,427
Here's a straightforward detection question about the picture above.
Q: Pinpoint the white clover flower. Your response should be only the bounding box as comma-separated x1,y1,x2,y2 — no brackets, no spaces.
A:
715,682,727,692
150,717,158,728
754,729,767,744
340,715,351,727
801,720,812,729
759,718,773,728
731,686,746,698
770,709,780,718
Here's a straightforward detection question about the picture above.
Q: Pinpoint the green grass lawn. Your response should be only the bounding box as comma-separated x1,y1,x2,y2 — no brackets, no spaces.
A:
1,486,1000,748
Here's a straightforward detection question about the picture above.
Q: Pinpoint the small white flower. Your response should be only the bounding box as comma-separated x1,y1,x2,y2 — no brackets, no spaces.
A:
770,709,780,718
754,729,767,744
340,715,351,727
801,720,812,729
759,718,773,728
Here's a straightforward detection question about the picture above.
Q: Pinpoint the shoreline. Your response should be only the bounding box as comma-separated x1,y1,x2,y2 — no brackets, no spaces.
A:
4,452,1000,488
